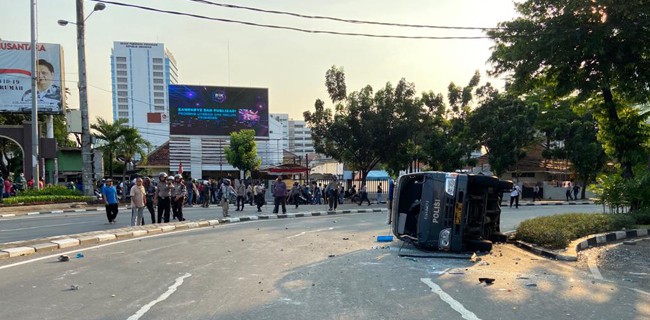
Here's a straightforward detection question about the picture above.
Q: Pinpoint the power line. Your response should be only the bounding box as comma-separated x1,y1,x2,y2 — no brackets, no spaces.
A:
187,0,501,30
91,0,493,40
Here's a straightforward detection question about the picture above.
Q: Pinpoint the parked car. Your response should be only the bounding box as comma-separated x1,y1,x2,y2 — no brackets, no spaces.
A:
391,172,513,253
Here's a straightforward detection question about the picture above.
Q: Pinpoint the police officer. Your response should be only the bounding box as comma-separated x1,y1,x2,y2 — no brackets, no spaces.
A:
156,172,173,223
171,174,187,221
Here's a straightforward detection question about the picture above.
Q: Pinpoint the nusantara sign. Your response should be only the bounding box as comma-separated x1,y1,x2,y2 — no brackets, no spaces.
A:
0,40,65,114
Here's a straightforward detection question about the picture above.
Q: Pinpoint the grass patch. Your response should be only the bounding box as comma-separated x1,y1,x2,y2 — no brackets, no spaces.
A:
2,195,93,205
516,213,635,249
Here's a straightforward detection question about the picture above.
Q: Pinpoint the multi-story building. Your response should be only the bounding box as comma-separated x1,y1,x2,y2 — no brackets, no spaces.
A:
270,113,315,156
110,41,178,149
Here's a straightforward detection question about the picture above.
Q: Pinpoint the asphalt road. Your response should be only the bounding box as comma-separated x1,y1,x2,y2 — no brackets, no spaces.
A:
0,202,603,245
0,211,646,320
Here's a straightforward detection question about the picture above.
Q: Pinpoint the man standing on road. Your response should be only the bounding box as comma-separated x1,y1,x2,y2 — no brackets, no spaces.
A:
221,179,235,217
143,177,156,224
272,176,287,214
510,183,521,209
102,179,119,224
156,173,172,223
376,182,383,205
235,179,246,211
171,174,187,221
130,177,146,226
387,178,394,224
254,180,265,212
326,176,339,211
291,182,302,209
358,183,371,206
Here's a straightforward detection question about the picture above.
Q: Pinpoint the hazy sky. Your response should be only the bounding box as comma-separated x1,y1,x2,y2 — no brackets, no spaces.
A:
2,0,518,122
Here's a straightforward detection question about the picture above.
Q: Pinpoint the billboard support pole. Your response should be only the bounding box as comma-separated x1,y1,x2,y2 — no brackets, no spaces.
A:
76,0,93,196
30,0,40,188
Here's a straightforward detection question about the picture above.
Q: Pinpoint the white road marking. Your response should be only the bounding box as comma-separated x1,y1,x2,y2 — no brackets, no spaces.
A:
420,278,482,320
587,256,604,280
126,273,192,320
0,221,94,232
286,227,334,239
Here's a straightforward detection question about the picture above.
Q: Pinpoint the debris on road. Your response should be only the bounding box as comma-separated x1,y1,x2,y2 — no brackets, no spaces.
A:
478,277,495,285
69,285,79,291
525,283,538,287
377,235,393,242
58,255,70,262
342,237,350,240
328,254,336,258
470,253,482,263
75,253,84,259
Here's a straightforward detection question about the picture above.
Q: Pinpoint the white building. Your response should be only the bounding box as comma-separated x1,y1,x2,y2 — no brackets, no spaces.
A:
110,41,178,149
270,113,315,156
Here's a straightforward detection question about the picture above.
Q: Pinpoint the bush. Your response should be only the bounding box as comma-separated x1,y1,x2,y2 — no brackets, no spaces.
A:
2,195,93,205
516,213,635,249
19,185,82,197
632,208,650,225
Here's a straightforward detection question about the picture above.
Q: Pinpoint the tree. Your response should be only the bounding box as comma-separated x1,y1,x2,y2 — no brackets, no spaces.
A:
468,92,538,177
91,117,127,179
116,127,152,182
419,72,483,171
488,0,650,178
224,129,261,177
304,66,421,184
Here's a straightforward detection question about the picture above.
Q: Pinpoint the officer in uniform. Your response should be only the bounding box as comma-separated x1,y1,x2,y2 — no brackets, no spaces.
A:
171,174,187,221
156,172,173,223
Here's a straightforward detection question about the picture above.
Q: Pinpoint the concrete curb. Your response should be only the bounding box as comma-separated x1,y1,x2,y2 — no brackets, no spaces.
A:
0,207,388,260
0,206,129,218
519,201,595,207
513,228,650,261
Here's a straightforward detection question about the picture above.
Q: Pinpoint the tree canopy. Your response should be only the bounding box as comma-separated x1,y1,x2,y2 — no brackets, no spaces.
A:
224,129,261,176
91,117,128,179
487,0,650,177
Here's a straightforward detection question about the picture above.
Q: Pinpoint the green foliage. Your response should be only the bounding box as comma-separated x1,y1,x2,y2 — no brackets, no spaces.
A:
467,93,538,176
116,126,152,180
91,117,128,178
2,195,93,205
304,66,422,183
488,0,650,178
631,209,650,225
224,129,261,174
516,213,635,249
20,185,81,197
591,167,650,211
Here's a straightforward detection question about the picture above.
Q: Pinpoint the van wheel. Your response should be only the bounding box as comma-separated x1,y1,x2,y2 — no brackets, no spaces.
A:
490,232,508,243
465,239,493,252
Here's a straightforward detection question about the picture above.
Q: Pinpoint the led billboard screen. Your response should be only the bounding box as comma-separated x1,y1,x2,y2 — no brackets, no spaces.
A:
0,40,65,114
169,85,269,137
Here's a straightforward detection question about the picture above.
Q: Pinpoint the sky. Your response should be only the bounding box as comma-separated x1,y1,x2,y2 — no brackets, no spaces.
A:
1,0,518,123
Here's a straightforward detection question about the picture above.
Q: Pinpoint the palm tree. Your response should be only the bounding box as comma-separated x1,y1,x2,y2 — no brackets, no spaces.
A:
91,117,127,179
116,127,152,182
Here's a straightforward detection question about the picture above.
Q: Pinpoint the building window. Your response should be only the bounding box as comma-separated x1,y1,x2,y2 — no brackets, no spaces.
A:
116,71,127,76
117,77,128,83
153,65,163,70
117,91,128,97
116,63,127,69
118,105,128,110
154,85,164,91
118,98,128,103
116,57,126,62
153,72,163,77
152,58,163,63
117,84,128,90
118,111,129,117
154,92,165,97
153,79,164,84
154,99,165,104
154,105,165,111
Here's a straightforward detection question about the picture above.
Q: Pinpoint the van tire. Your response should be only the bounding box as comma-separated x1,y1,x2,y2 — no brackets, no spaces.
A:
465,239,493,252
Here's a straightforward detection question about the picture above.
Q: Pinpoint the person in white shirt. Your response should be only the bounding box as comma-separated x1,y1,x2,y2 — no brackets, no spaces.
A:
510,183,521,209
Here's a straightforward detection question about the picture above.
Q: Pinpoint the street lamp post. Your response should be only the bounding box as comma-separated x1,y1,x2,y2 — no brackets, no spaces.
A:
59,1,105,196
30,0,39,188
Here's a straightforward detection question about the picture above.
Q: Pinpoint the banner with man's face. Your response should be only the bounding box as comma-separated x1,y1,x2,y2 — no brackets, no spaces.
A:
0,40,65,114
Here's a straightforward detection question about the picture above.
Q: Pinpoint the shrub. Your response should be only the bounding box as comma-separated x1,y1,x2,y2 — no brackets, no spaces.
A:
2,195,93,205
19,185,82,197
516,213,635,249
632,208,650,225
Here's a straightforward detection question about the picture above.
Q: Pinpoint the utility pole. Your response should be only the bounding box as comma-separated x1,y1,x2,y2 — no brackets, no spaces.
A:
30,0,40,187
77,0,93,196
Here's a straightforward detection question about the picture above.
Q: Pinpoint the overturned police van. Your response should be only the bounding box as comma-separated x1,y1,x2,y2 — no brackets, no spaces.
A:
391,172,513,253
